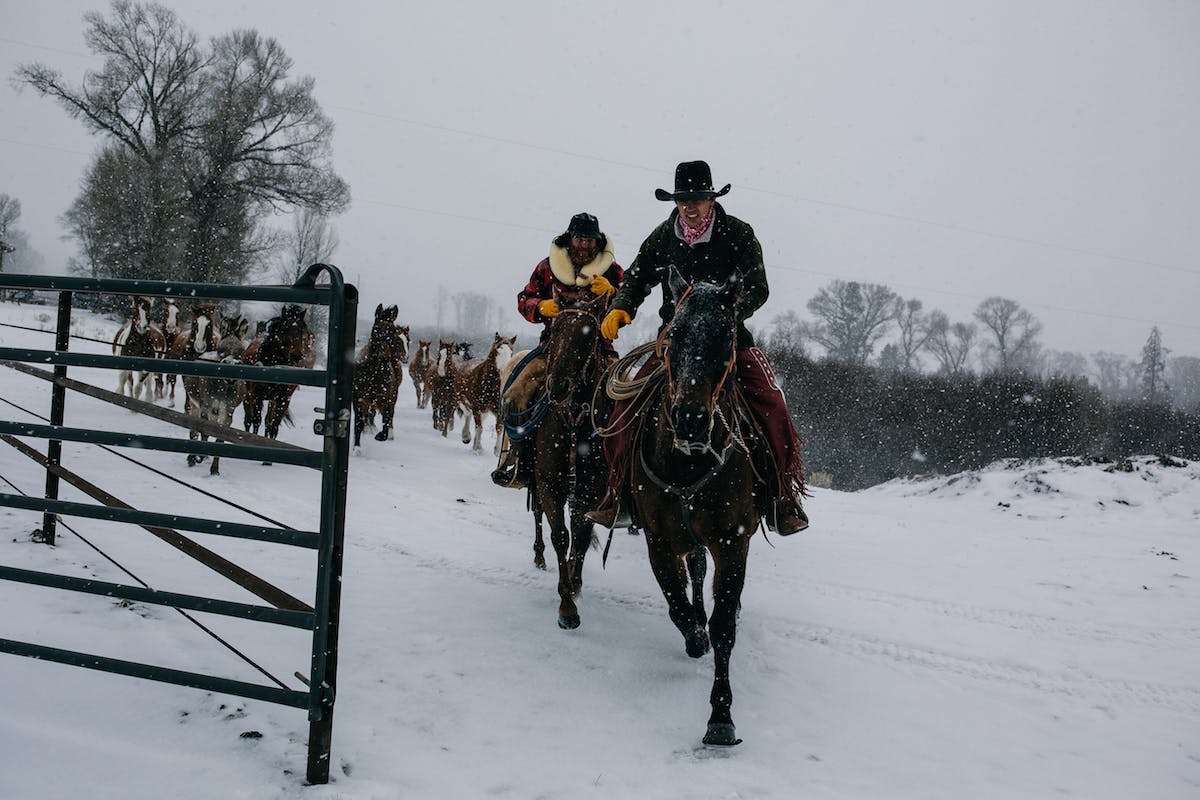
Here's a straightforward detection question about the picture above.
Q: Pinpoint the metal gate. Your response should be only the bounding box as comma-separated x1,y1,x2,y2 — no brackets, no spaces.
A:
0,264,357,784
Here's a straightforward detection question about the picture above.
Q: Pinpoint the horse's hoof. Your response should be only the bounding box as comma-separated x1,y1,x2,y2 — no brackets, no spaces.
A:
702,723,741,747
558,614,580,630
534,559,547,570
374,431,388,441
684,627,710,658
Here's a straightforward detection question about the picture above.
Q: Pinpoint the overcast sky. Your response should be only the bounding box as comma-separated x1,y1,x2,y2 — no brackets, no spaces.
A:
3,0,1198,359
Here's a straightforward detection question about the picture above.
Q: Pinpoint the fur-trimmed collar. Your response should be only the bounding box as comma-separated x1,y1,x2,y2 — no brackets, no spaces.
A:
548,242,615,286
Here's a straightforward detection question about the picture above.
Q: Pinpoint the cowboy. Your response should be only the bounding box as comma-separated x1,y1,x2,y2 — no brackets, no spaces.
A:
585,161,810,535
490,212,624,488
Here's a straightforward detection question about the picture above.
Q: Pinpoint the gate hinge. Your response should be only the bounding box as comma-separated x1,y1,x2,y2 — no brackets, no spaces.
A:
312,406,351,438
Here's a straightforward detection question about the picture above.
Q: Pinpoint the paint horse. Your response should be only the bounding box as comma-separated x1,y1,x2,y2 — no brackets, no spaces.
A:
455,332,515,455
628,275,762,747
352,304,405,447
242,304,315,445
424,338,459,437
183,314,250,476
154,297,182,404
409,339,432,408
112,295,167,402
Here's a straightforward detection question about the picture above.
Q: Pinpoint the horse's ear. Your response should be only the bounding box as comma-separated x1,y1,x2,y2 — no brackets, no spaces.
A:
388,305,398,321
237,317,250,340
667,265,690,300
375,303,383,317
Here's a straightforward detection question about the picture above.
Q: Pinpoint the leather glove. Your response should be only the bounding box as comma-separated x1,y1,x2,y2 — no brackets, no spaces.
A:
537,299,560,318
589,275,616,297
601,308,631,340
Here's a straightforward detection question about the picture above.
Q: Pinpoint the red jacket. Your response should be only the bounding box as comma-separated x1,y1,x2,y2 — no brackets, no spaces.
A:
518,243,623,355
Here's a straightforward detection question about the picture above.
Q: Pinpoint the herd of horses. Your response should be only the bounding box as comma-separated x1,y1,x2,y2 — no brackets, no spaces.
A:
107,277,780,747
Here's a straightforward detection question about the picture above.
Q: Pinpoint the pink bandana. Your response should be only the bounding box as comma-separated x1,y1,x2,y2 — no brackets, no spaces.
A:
679,207,715,245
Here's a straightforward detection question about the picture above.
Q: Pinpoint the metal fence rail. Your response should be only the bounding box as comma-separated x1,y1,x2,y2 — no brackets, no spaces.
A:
0,265,357,784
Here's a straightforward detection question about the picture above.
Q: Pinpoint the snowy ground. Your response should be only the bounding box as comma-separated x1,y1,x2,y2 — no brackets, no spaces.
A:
0,302,1197,800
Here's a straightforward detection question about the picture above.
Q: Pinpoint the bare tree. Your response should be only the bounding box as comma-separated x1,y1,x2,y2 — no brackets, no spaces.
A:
973,296,1043,374
279,208,339,283
764,310,808,357
0,194,21,286
803,280,898,365
924,311,977,376
16,1,348,285
891,296,932,372
1091,351,1131,400
1042,349,1089,380
1167,356,1200,412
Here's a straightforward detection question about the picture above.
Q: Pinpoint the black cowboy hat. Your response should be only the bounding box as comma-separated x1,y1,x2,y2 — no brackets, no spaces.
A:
655,160,731,202
554,212,608,249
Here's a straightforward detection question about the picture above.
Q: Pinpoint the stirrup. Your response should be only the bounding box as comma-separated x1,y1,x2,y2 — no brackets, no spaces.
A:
585,502,632,530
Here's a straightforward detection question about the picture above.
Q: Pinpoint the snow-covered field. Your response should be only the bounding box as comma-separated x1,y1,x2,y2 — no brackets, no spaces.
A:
0,302,1197,800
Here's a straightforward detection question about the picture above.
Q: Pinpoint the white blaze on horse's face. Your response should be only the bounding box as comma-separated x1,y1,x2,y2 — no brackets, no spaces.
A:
194,315,210,354
165,301,179,334
134,303,148,334
436,345,450,376
397,330,410,361
495,341,513,370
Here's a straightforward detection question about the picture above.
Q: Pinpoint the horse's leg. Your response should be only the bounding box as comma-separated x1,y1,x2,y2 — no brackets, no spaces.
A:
533,507,546,570
460,404,473,444
375,399,395,442
493,412,503,457
644,525,711,658
167,374,176,407
471,410,484,452
702,535,750,747
540,490,579,629
353,401,365,447
687,546,709,631
566,510,593,598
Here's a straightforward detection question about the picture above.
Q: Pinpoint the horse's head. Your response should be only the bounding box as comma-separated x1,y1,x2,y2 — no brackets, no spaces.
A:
264,304,312,366
162,298,180,334
394,324,411,363
220,314,250,343
434,338,456,374
131,296,152,334
490,333,516,372
367,304,400,360
415,339,431,363
189,303,221,357
662,273,739,454
544,286,608,404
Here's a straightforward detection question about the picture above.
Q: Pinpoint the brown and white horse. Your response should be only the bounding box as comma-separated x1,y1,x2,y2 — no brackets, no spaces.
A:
184,314,250,476
154,298,182,404
455,332,515,455
424,338,459,437
409,339,432,408
112,295,167,402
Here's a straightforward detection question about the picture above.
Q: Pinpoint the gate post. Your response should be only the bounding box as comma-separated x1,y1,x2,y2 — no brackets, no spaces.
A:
36,290,73,545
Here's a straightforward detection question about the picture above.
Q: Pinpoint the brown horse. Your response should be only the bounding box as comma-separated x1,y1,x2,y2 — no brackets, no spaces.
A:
409,339,432,408
183,314,250,475
424,338,459,437
242,304,315,444
455,332,515,455
352,304,404,447
112,295,167,402
154,297,182,404
626,275,760,747
531,288,612,629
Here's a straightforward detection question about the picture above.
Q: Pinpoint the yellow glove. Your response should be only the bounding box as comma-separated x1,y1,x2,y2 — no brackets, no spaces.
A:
537,299,560,318
601,308,631,340
589,275,616,297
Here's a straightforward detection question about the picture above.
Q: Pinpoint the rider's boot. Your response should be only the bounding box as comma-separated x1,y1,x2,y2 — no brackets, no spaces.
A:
768,497,810,536
490,439,528,489
585,490,632,529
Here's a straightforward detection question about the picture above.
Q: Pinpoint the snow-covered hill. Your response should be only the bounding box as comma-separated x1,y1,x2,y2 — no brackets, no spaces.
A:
0,302,1196,799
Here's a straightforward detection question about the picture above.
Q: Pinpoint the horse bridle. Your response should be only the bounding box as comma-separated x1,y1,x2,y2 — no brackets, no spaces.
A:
546,306,605,418
658,285,738,455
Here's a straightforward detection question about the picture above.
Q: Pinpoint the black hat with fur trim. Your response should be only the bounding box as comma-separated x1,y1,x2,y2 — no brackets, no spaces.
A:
655,160,731,202
553,212,607,250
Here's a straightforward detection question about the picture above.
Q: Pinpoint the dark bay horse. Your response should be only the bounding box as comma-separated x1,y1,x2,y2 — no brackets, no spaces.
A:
112,295,167,402
352,304,404,447
628,275,760,747
455,332,515,455
424,338,459,437
242,304,315,444
409,339,432,408
532,288,612,629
